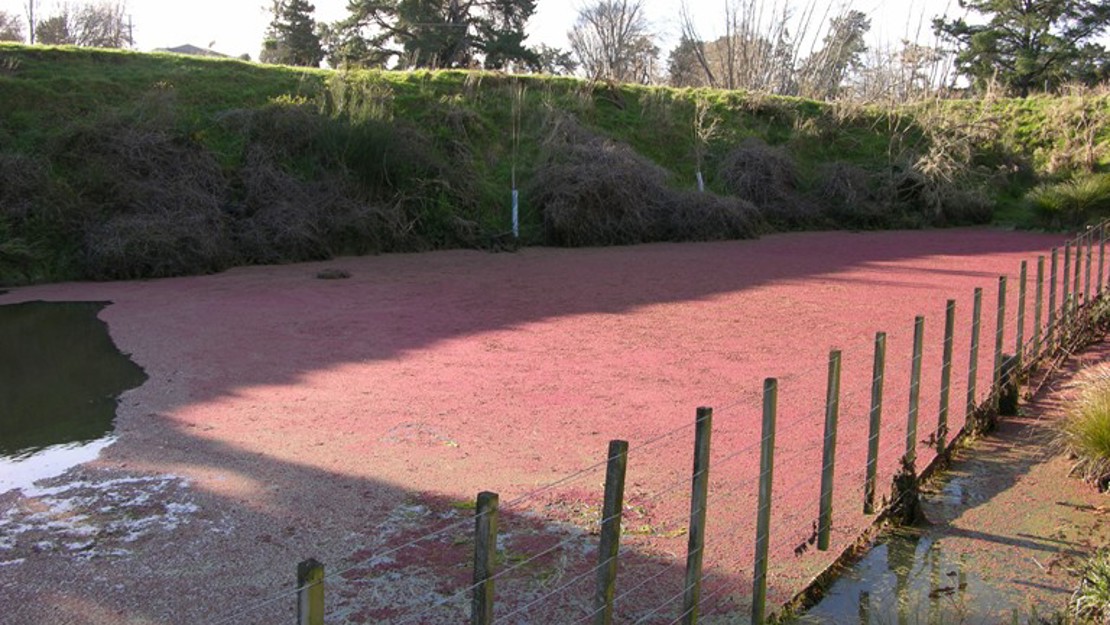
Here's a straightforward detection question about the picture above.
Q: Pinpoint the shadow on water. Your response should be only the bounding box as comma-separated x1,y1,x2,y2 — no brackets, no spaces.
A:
0,301,146,491
794,474,1048,625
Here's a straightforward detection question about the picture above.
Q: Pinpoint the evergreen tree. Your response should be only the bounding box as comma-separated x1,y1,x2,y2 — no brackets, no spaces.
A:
330,0,537,70
934,0,1110,94
261,0,324,67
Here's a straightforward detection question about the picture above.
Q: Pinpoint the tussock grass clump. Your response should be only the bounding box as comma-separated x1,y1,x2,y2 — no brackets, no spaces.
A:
1074,549,1110,622
1061,363,1110,490
529,113,761,246
1029,173,1110,228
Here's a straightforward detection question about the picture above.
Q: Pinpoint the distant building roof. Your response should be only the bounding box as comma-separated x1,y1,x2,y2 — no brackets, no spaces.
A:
154,44,230,58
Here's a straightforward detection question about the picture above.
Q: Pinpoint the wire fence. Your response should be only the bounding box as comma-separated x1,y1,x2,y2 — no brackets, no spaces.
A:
217,222,1110,625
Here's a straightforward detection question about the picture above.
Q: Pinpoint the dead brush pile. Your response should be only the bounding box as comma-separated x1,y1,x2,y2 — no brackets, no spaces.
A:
814,162,906,229
717,137,818,228
221,103,481,257
52,118,233,280
529,113,761,246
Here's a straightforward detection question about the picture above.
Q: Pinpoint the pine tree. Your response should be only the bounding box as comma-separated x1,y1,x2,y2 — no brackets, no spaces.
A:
261,0,324,67
934,0,1110,94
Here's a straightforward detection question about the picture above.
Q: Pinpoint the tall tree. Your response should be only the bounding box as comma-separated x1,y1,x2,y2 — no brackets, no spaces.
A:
35,2,128,48
797,10,871,99
568,0,659,83
934,0,1110,94
0,11,24,41
261,0,324,67
330,0,538,70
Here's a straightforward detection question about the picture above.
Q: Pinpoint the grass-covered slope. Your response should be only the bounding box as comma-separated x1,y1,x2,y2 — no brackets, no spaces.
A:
1,44,1108,285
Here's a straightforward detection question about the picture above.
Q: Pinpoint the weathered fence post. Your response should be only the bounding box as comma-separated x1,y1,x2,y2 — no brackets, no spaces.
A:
999,355,1020,416
1099,225,1106,296
992,277,1007,413
1034,256,1045,359
1049,248,1059,348
1076,234,1085,305
1017,261,1027,366
594,441,628,625
818,350,842,552
682,407,713,625
752,379,777,625
907,317,925,463
297,559,325,625
1064,242,1072,329
1085,231,1093,303
938,301,955,454
473,491,499,625
864,332,886,515
966,288,983,417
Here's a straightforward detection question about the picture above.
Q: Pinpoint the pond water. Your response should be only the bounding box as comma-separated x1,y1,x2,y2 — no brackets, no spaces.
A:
0,301,146,493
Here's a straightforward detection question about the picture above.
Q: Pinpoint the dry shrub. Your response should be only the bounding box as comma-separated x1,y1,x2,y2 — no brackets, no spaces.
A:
530,114,672,246
84,209,228,279
231,150,332,264
530,113,761,246
717,137,797,206
667,192,762,241
53,120,232,280
816,162,901,229
880,165,993,227
717,137,818,227
0,152,52,219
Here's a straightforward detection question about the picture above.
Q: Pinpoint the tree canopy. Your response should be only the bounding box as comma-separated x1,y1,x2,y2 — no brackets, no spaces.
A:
261,0,325,67
0,11,24,42
569,0,658,83
34,2,129,48
933,0,1110,94
327,0,538,70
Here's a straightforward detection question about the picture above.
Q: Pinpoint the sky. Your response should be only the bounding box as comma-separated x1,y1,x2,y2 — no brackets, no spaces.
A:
0,0,962,61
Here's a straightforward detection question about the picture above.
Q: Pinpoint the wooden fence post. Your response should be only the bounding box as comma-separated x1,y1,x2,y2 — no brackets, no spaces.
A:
1049,248,1059,349
993,277,1007,413
864,332,886,515
1078,233,1087,304
297,559,325,625
818,350,842,552
682,407,713,625
938,301,955,454
1034,256,1045,359
1085,231,1093,303
1064,242,1072,330
594,441,628,625
1099,225,1106,296
907,317,925,463
966,288,983,417
473,491,499,625
752,379,777,625
1017,261,1027,365
1000,355,1020,416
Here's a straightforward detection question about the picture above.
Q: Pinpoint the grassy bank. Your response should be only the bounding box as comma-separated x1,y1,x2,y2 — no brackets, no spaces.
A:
1,44,1109,284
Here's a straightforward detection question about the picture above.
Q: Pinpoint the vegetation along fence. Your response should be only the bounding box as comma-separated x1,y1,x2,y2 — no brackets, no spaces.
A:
213,223,1110,625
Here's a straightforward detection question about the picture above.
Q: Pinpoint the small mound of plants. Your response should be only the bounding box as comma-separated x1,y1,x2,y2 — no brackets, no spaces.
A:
1061,363,1110,490
1028,173,1110,228
1074,549,1110,623
528,113,761,247
716,137,817,228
